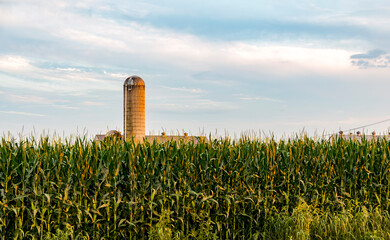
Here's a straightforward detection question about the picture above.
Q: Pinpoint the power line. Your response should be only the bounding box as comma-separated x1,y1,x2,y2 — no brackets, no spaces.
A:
341,118,390,133
325,117,390,136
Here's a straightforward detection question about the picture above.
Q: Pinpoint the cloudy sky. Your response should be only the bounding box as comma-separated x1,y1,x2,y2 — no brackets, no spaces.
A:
1,0,390,138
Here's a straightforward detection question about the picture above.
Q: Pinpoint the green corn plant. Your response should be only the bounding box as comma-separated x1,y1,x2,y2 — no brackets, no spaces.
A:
1,134,390,239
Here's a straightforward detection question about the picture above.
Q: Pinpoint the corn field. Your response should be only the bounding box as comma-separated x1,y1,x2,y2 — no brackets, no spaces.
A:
1,135,390,239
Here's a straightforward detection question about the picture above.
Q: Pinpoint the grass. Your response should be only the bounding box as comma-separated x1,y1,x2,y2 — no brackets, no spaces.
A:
1,134,390,239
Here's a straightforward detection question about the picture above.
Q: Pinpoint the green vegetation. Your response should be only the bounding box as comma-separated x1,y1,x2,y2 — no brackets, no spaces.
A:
1,135,390,239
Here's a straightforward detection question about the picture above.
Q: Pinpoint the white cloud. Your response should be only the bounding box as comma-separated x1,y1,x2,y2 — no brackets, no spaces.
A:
82,101,106,106
0,1,361,78
0,55,34,72
56,28,128,51
150,98,235,112
0,91,79,109
227,43,352,71
103,71,128,79
0,55,120,93
52,105,79,110
56,67,82,72
0,110,45,117
5,93,47,104
236,94,283,103
163,86,205,94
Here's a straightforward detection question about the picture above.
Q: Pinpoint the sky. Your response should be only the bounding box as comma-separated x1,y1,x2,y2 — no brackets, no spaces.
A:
1,0,390,139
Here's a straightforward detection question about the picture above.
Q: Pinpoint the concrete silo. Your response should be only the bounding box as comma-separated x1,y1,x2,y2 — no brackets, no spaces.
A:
123,76,145,141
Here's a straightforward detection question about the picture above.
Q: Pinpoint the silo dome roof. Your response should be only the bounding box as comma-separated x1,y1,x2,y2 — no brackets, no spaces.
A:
124,76,145,86
106,130,121,136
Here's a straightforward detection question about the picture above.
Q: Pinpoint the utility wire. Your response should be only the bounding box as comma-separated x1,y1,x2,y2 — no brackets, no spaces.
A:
341,118,390,133
325,117,390,136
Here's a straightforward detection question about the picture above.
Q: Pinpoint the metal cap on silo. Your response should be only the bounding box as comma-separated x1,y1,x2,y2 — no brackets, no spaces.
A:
124,75,145,87
123,75,145,141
